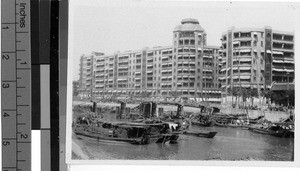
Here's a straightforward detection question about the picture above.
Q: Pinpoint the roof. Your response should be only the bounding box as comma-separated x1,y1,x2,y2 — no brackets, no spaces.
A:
174,18,205,32
181,18,199,24
271,83,294,91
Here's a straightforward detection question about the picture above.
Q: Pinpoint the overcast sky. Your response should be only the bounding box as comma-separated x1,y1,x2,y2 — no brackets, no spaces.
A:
69,0,299,80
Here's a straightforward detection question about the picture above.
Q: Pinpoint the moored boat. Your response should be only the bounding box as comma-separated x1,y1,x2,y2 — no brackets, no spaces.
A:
73,116,179,145
248,124,294,138
215,122,229,127
182,130,217,138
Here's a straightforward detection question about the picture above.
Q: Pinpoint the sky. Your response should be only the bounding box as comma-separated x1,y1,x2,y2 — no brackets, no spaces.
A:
69,0,299,80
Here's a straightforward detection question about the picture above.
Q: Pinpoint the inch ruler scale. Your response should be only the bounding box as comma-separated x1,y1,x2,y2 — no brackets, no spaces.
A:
1,0,31,171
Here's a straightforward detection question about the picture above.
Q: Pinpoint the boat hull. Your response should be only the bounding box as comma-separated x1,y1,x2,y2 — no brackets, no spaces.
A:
249,127,294,138
183,130,217,138
74,128,149,145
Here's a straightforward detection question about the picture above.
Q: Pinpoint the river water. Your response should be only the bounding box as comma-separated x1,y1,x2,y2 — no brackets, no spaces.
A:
73,124,294,161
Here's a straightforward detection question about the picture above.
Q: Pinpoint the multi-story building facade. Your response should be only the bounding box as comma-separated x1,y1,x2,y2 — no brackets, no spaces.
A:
78,19,222,101
172,19,221,100
219,26,294,95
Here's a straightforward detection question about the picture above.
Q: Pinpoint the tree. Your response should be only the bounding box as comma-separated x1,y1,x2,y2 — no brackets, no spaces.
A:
248,88,258,106
227,87,241,108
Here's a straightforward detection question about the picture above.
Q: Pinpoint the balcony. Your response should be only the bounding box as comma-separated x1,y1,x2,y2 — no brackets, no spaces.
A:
273,34,294,42
161,49,173,55
179,32,195,38
118,55,129,61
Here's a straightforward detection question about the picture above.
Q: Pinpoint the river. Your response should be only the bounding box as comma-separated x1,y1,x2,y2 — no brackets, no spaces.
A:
72,124,294,161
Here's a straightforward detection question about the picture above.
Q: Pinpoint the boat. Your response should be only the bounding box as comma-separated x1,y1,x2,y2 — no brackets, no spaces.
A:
182,130,217,138
215,122,229,127
74,116,179,145
74,118,150,145
248,124,294,138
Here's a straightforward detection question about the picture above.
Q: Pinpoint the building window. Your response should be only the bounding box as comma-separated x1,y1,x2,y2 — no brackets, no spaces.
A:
184,39,189,45
190,39,195,45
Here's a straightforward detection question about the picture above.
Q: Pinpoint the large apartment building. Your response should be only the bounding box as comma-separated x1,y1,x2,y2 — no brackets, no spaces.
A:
219,26,294,95
78,19,222,101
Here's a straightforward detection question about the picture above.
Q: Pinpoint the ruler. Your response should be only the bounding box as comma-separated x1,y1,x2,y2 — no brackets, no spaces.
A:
1,0,31,171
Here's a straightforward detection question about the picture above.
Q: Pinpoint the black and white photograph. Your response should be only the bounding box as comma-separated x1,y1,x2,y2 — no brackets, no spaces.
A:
66,0,299,165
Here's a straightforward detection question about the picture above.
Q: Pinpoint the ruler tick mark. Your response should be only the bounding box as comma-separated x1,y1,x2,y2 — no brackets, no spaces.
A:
17,151,22,153
3,109,17,111
2,80,16,82
16,50,26,52
1,22,17,24
17,113,22,115
17,141,30,143
17,123,26,125
17,86,26,88
2,138,16,140
2,51,16,53
17,77,22,79
16,40,21,42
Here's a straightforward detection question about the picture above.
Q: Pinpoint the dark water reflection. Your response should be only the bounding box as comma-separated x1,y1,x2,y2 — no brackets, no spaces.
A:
74,125,294,161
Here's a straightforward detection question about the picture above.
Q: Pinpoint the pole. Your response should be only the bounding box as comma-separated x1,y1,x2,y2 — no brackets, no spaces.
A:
287,72,290,106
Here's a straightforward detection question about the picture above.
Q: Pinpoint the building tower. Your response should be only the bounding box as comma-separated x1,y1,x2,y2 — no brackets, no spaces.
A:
172,18,220,100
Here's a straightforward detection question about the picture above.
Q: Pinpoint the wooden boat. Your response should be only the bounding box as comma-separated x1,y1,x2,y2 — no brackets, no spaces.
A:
248,125,294,138
74,122,150,145
74,116,179,145
215,122,228,127
182,130,217,138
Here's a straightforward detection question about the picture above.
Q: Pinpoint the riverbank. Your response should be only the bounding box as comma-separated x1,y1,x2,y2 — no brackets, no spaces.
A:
72,101,289,122
72,134,94,160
